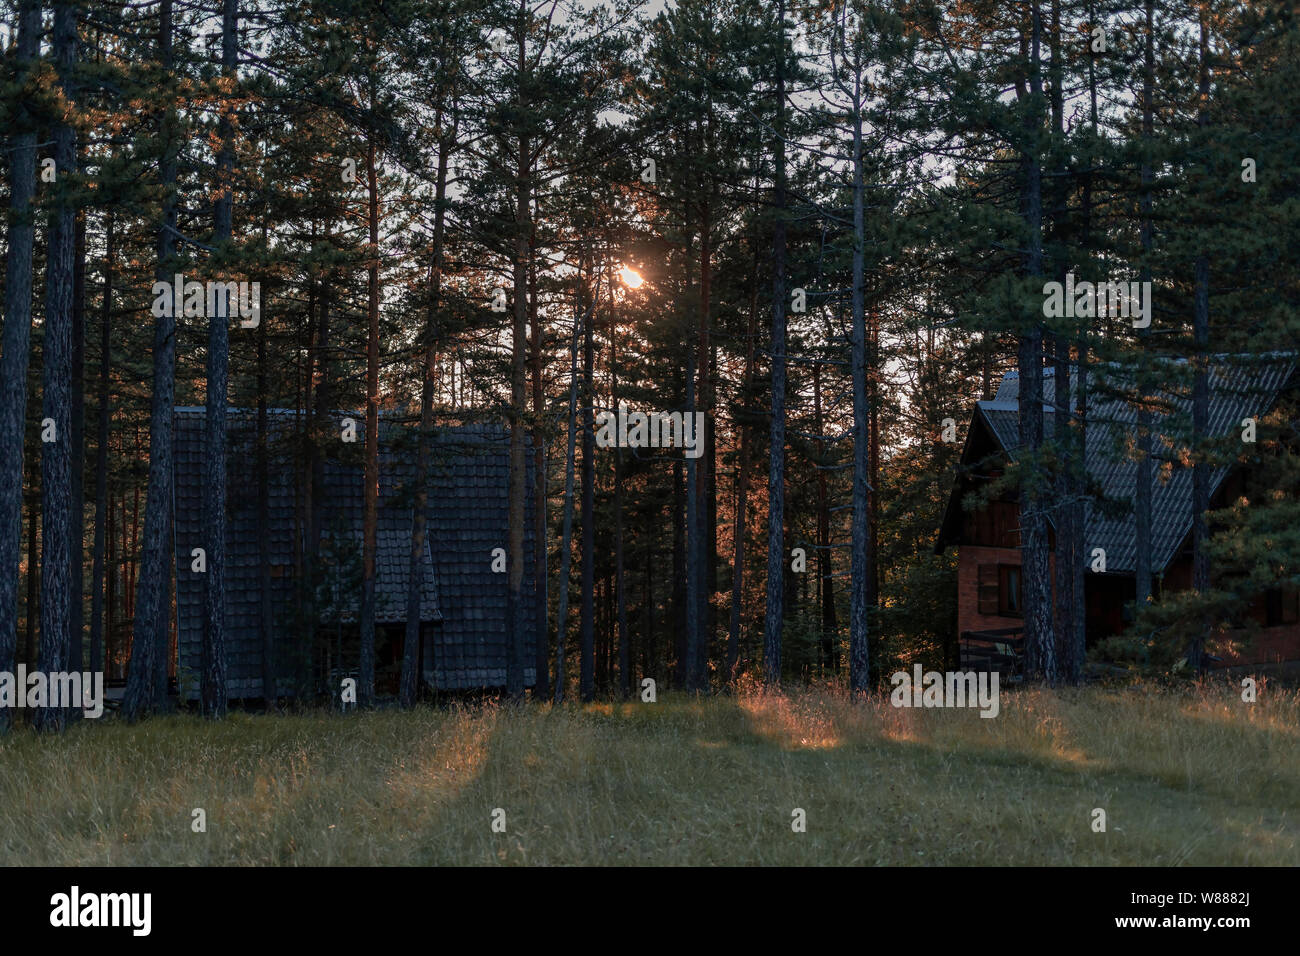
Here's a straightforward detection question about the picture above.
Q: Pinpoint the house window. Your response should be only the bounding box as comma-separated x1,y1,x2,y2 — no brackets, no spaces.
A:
977,563,1023,617
998,565,1022,617
1265,587,1299,627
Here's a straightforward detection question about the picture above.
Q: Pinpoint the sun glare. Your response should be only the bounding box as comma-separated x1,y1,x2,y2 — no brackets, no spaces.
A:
619,265,644,289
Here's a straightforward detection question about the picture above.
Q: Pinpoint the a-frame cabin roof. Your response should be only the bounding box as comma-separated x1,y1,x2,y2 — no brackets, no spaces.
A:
172,408,538,698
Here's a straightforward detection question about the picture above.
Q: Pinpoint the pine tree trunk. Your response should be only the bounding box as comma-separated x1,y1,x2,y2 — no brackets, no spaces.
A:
106,486,115,677
1072,0,1098,679
257,305,274,707
0,0,42,733
529,200,549,701
551,275,588,705
403,114,451,709
129,485,138,622
726,230,760,684
1047,0,1079,684
305,248,332,696
505,119,530,701
26,491,39,670
1189,255,1210,668
1052,332,1077,682
706,344,719,663
672,457,686,685
1019,0,1057,685
695,200,712,690
1072,345,1088,677
685,306,700,691
1187,10,1213,672
849,66,870,695
156,509,172,702
253,178,272,711
764,0,788,688
89,212,112,679
34,0,78,732
201,0,237,719
579,258,596,702
1134,0,1155,610
70,211,86,690
358,128,379,709
298,240,314,698
644,542,654,678
867,308,880,677
612,325,630,699
813,363,835,673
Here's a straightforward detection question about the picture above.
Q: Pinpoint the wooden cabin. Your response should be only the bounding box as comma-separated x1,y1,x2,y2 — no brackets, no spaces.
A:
171,409,539,701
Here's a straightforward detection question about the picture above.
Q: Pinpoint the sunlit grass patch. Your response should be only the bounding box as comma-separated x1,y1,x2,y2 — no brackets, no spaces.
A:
0,681,1295,865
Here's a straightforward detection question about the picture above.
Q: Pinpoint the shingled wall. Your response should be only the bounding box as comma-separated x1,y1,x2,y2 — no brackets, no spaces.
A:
172,409,537,699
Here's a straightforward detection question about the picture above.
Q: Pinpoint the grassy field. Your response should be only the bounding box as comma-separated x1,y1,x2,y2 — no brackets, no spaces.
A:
1,680,1296,865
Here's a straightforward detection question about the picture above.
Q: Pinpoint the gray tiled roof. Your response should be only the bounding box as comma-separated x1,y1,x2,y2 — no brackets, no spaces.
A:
969,355,1293,574
172,409,537,698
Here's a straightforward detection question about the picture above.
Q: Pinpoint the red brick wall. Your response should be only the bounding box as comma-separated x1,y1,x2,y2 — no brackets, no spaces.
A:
955,502,1300,664
1211,625,1300,667
1164,555,1300,666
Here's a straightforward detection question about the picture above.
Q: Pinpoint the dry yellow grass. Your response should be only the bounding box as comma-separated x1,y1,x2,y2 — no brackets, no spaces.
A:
0,681,1295,865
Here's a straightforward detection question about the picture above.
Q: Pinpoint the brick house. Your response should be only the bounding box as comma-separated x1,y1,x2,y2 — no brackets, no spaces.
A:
935,356,1300,672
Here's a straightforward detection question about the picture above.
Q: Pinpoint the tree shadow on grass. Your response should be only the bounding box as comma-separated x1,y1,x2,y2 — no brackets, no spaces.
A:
408,690,1299,865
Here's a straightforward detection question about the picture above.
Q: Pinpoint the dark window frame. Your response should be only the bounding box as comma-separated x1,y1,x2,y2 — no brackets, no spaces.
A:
998,564,1023,618
1265,587,1300,628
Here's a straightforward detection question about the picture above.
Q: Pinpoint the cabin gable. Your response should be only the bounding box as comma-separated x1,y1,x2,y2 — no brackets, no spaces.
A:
171,409,538,700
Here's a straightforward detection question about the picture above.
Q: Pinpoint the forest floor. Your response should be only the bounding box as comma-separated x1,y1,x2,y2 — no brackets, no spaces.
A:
1,680,1296,865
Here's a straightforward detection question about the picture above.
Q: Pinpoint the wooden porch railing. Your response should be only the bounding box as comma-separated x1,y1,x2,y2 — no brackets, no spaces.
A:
959,627,1025,682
